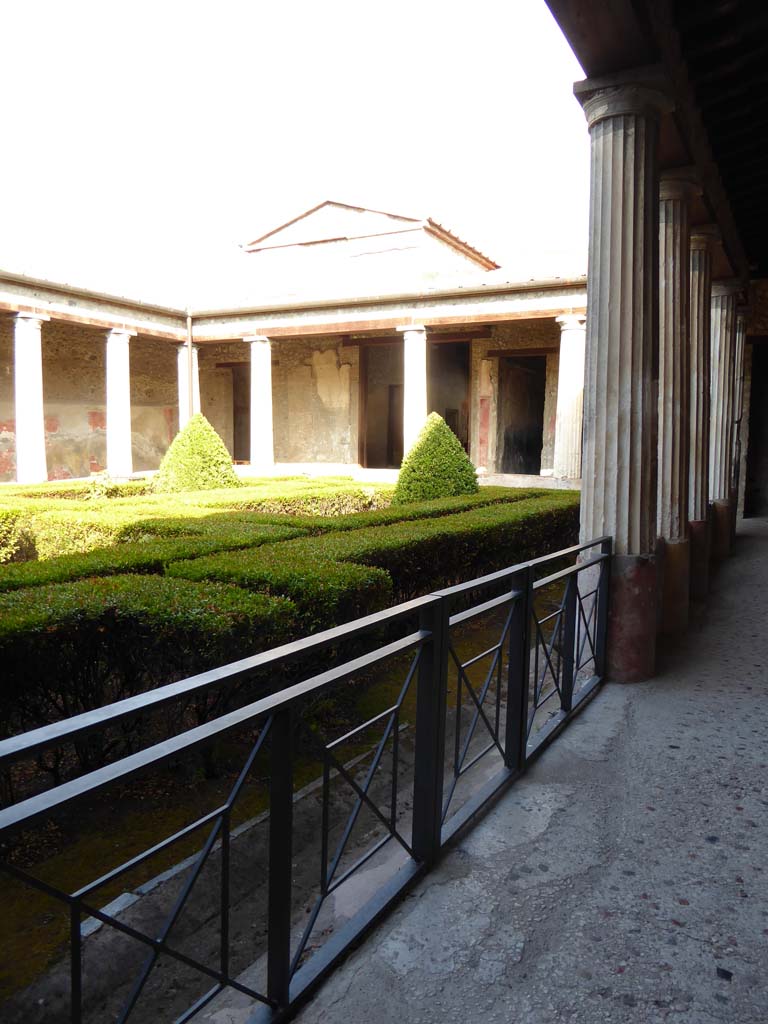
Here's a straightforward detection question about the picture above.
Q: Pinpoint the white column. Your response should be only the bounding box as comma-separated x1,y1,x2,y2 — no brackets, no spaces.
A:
552,314,586,479
688,227,717,524
176,342,201,430
731,308,747,486
687,226,717,597
575,70,671,682
14,312,50,483
105,328,135,478
709,282,739,503
398,324,428,454
244,335,274,471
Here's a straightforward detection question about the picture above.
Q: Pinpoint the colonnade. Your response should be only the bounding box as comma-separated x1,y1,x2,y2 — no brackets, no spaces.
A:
575,69,748,681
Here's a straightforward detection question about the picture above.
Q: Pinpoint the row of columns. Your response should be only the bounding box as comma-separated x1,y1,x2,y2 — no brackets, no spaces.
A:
575,70,748,681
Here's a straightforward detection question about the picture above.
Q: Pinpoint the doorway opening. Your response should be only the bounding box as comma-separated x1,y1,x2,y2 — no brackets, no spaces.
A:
428,342,470,451
745,343,768,515
232,363,250,462
497,355,546,474
360,343,404,468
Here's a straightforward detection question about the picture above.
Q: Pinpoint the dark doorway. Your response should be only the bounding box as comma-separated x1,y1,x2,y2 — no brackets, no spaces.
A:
497,355,546,474
429,342,470,450
745,343,768,515
360,344,404,468
232,364,250,462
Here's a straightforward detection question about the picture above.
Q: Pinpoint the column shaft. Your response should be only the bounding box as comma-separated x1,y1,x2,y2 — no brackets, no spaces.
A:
575,74,671,682
552,315,586,479
687,229,715,597
106,329,134,478
709,284,739,558
13,314,49,483
177,343,201,431
657,174,696,634
245,336,274,471
399,325,428,454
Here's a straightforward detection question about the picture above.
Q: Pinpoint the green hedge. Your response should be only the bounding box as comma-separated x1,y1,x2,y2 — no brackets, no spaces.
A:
154,414,241,493
167,492,580,625
0,525,303,592
0,575,295,769
168,549,393,632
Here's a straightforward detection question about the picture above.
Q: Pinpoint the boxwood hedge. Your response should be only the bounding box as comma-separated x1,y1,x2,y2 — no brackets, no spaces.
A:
0,575,295,771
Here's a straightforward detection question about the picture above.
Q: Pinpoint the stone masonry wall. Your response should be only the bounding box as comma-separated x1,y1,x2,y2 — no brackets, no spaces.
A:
470,319,560,474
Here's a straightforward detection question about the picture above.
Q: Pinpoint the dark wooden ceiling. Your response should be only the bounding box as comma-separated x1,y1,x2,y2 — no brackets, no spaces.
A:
673,1,768,276
545,0,768,277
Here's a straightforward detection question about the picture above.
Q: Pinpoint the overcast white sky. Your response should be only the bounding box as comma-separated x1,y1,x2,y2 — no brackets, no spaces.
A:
0,0,588,304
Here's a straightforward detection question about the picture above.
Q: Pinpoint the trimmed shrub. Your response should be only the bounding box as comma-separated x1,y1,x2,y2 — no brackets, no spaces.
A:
0,525,303,592
167,548,393,633
0,510,37,564
0,575,296,768
393,412,478,504
153,414,240,493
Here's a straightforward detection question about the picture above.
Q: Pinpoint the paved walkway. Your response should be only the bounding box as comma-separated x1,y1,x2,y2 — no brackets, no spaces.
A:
287,519,768,1024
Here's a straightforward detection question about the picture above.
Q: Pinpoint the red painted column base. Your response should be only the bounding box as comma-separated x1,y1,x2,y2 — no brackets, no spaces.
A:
659,537,690,635
711,499,732,561
606,554,658,682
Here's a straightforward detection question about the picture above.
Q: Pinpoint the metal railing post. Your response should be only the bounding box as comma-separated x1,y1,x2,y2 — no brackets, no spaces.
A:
595,539,612,679
504,566,531,772
267,707,293,1010
411,595,449,865
560,576,577,713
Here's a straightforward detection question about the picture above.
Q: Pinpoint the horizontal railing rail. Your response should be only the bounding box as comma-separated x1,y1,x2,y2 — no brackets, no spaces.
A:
0,535,612,1024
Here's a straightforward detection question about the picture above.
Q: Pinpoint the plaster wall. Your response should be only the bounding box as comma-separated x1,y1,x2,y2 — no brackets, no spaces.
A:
470,319,560,474
0,319,177,480
273,338,359,464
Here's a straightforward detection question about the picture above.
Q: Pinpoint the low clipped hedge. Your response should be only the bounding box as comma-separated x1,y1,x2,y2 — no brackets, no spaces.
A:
167,492,580,623
0,575,296,771
0,525,303,593
168,549,393,632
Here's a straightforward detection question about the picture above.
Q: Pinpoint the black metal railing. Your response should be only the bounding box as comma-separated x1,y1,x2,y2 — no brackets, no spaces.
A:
0,536,611,1024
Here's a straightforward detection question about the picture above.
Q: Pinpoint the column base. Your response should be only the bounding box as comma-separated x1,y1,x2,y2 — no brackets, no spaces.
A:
688,519,710,599
658,537,690,635
729,485,738,546
606,554,657,683
711,499,732,560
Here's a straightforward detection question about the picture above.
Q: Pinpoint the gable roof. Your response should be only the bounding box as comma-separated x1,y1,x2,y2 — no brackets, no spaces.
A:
243,200,500,269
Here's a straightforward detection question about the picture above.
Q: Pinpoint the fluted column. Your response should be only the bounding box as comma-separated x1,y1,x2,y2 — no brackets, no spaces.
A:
106,329,135,478
574,71,671,682
709,282,738,558
14,312,50,483
176,342,201,430
730,308,747,541
687,227,716,597
398,324,428,454
244,335,274,471
552,315,586,479
657,172,697,634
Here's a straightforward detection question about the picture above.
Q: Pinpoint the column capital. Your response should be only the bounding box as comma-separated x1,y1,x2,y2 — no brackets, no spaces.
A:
574,66,673,130
107,327,137,340
243,334,271,345
689,224,720,251
176,341,200,352
659,167,702,202
15,311,50,324
711,278,743,299
556,313,586,331
397,324,426,335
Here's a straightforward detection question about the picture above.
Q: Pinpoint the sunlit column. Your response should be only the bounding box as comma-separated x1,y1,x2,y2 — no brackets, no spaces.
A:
106,328,135,478
398,324,428,454
552,314,586,479
657,171,698,634
177,342,201,430
575,71,671,681
14,312,50,483
244,335,274,470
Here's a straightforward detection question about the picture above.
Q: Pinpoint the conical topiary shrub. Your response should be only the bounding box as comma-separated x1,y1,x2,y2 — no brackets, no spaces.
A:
393,412,478,504
153,413,240,493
